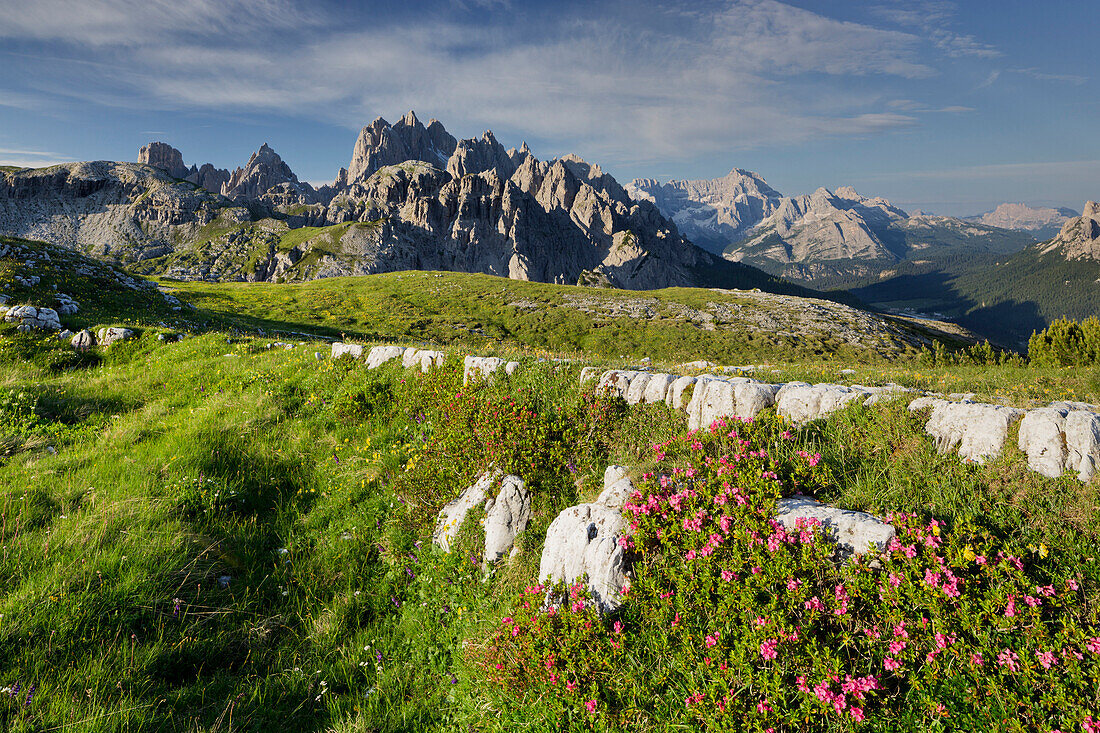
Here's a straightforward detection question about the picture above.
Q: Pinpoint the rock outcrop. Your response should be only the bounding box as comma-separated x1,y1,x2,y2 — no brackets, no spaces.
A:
346,112,457,184
138,141,230,194
432,470,529,564
1039,201,1100,260
96,327,135,346
910,398,1025,465
1,304,61,331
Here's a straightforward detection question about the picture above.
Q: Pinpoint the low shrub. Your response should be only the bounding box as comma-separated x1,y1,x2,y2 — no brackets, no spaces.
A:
481,414,1100,730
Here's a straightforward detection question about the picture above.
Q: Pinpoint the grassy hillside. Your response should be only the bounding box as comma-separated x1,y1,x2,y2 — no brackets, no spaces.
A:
164,270,971,364
3,234,1100,730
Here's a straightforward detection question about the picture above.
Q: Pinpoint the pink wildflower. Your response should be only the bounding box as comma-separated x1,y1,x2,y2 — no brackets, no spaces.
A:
1036,650,1057,669
721,569,734,582
759,638,779,660
884,657,900,671
585,699,596,713
1087,637,1100,654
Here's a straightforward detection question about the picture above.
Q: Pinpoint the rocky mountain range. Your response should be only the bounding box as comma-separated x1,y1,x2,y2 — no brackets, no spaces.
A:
3,112,798,294
628,171,1036,288
965,202,1079,240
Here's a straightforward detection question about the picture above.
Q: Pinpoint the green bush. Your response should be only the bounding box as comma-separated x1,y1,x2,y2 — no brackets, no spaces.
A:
1029,317,1100,367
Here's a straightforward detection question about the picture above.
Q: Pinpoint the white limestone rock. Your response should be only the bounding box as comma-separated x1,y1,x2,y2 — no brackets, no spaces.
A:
71,329,96,349
579,366,599,385
776,496,895,559
665,375,696,410
433,469,502,553
331,342,364,359
1018,407,1069,478
483,475,531,564
597,465,634,509
1065,410,1100,482
96,327,135,346
539,502,629,612
401,347,422,368
642,373,676,404
366,345,404,369
918,400,1025,465
624,373,653,405
777,383,865,423
417,350,445,372
596,370,640,399
463,355,507,384
4,305,61,331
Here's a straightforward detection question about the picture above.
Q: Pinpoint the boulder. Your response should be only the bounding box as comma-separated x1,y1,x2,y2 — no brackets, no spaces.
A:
596,370,640,399
505,361,521,376
734,381,779,419
1018,407,1069,478
642,373,676,404
4,305,61,331
71,329,96,349
692,379,735,431
539,502,629,612
776,383,865,423
432,469,502,553
597,465,635,509
96,327,135,346
366,345,404,369
483,475,531,564
1065,410,1100,482
916,399,1024,464
417,350,445,372
665,375,696,410
775,496,895,559
463,355,507,384
402,347,422,368
579,366,599,385
623,373,652,405
331,342,364,359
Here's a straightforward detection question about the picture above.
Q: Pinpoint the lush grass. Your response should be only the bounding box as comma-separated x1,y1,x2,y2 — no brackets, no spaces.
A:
1,235,1099,730
163,270,962,365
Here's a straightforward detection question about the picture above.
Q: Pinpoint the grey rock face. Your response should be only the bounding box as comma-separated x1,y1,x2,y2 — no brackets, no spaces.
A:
776,383,866,423
597,465,635,509
1065,410,1100,482
775,496,895,559
346,112,457,184
483,475,531,564
539,501,629,613
222,144,316,203
968,202,1078,239
1039,201,1100,260
138,142,189,179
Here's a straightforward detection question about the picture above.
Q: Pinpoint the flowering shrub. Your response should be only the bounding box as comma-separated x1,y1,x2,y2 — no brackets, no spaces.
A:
481,414,1100,730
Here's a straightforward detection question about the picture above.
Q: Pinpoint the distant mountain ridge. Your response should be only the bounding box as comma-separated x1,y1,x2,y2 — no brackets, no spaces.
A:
965,202,1078,240
628,173,1035,290
0,112,812,298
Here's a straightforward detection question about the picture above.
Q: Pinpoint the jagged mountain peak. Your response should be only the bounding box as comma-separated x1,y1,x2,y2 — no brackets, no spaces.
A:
1040,200,1100,260
137,141,229,195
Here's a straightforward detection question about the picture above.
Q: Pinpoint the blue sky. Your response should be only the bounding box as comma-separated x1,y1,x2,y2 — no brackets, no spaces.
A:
0,0,1096,216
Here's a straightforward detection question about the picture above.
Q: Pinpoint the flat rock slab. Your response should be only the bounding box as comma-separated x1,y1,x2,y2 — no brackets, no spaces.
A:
776,496,895,559
912,399,1024,465
367,345,404,369
96,327,135,346
331,342,364,359
464,356,508,385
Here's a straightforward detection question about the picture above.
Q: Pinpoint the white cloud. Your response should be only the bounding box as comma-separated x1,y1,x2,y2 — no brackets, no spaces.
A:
0,0,942,167
0,146,72,167
1008,67,1089,85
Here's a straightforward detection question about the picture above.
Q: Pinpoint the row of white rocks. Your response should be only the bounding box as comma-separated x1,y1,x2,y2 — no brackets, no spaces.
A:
331,343,521,385
432,465,897,613
911,397,1100,482
588,368,914,430
591,368,1100,484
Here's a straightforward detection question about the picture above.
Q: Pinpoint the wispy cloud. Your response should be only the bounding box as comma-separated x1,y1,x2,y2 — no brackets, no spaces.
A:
1008,67,1089,85
0,146,72,168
